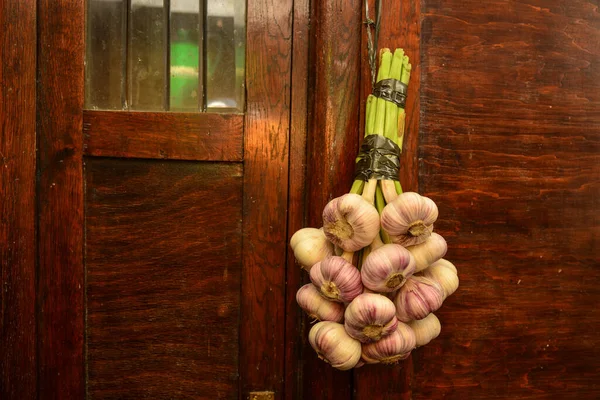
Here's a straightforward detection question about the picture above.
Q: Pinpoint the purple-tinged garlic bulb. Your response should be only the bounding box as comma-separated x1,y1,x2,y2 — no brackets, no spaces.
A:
290,227,334,271
310,256,363,303
361,244,416,292
421,259,459,300
296,284,345,323
381,192,438,247
407,232,447,272
322,193,380,252
408,313,441,347
344,293,398,343
394,276,444,322
309,321,362,370
361,322,416,364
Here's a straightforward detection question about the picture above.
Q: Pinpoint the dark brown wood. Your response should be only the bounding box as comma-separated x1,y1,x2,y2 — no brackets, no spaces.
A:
415,0,600,398
354,1,421,398
303,0,362,398
85,159,242,399
37,1,85,399
284,0,310,399
240,0,293,398
83,111,244,161
0,0,37,398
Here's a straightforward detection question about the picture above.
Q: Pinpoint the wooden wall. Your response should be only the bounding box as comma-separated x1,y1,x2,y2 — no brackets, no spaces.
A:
416,0,600,398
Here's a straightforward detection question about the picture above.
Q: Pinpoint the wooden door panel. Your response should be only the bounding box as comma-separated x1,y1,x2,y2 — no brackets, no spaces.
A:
85,159,242,399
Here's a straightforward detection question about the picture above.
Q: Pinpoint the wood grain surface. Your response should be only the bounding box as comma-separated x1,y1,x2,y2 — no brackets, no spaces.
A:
37,2,85,399
416,0,600,398
83,111,244,161
303,0,362,398
0,1,37,398
240,0,293,398
85,159,242,399
354,0,422,398
284,0,310,398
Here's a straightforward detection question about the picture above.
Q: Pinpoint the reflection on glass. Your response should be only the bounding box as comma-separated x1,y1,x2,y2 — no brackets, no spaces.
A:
85,0,246,112
128,0,167,110
206,0,245,112
85,0,126,110
170,0,202,111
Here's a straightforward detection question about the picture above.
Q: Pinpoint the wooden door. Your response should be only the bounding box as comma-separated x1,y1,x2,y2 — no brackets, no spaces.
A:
1,0,299,399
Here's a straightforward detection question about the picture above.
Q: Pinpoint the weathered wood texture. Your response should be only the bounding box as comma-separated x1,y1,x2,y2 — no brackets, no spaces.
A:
284,0,310,399
240,0,293,398
417,0,600,398
0,1,37,398
83,111,244,161
303,1,362,398
37,2,85,399
85,159,242,399
354,1,421,398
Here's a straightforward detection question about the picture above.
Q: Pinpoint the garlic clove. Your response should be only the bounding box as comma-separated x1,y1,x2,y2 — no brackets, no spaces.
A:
421,259,459,300
361,322,416,364
296,284,345,323
344,293,398,343
322,193,381,252
309,321,362,370
381,192,438,247
310,256,363,303
406,232,447,272
393,276,444,322
361,244,416,293
408,313,441,347
290,227,335,271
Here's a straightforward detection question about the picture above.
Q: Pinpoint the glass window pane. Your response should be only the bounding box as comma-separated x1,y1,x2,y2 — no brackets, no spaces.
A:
170,1,202,111
128,0,167,111
206,0,245,112
85,0,126,110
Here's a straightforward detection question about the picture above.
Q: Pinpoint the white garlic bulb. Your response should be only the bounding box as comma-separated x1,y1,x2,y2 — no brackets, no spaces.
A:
344,293,398,343
407,232,447,272
361,322,416,364
290,228,334,271
360,244,416,292
296,284,345,322
309,321,362,370
408,313,441,347
309,256,363,303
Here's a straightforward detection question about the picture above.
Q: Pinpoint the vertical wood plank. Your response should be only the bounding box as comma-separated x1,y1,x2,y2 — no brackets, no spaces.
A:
0,1,37,398
303,0,362,398
416,0,600,398
37,1,85,399
241,0,293,398
284,0,310,398
354,2,422,398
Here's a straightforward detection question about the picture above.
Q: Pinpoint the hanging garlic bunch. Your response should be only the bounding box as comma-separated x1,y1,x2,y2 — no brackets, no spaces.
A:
289,47,460,371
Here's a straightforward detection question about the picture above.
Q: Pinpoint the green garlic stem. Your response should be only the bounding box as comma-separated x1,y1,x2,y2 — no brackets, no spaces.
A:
350,180,365,195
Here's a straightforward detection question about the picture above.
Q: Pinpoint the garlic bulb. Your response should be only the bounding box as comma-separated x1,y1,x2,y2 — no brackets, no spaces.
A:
394,276,444,322
290,228,334,271
361,322,416,364
408,313,441,347
407,232,447,272
308,321,362,370
381,192,438,247
296,284,345,322
322,193,380,252
421,259,459,299
344,293,398,343
361,244,416,292
430,258,457,274
310,256,363,303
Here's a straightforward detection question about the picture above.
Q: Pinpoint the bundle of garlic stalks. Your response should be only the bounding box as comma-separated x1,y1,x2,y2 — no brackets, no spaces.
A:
290,48,459,370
